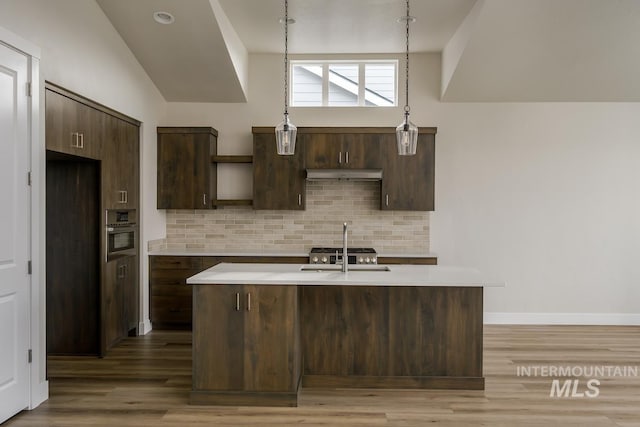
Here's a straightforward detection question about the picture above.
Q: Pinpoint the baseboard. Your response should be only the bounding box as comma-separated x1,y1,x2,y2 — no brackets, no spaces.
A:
138,319,153,335
485,312,640,325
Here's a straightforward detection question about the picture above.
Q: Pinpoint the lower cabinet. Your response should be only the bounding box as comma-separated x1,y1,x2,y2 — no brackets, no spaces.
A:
149,255,308,330
300,286,483,389
103,255,138,352
191,284,301,406
149,256,202,330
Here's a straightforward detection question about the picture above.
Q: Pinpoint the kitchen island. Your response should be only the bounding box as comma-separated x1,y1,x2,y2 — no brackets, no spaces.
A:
187,263,500,407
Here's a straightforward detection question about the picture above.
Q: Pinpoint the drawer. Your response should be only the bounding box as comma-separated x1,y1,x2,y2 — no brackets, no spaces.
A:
151,296,192,323
150,255,202,270
151,283,193,297
150,268,203,285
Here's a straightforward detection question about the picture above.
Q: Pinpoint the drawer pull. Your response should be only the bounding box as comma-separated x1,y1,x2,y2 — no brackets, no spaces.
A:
235,293,240,311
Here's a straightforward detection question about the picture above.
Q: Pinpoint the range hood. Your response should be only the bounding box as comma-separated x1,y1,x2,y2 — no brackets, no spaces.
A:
306,169,383,181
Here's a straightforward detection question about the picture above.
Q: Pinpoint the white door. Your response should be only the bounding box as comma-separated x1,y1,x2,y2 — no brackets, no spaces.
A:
0,42,31,423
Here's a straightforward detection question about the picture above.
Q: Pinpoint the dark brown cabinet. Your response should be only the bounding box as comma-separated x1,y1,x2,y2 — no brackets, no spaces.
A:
45,89,102,159
250,127,435,212
149,256,202,330
102,256,139,348
301,285,483,389
124,255,139,334
45,83,140,356
252,129,305,210
103,255,138,350
157,127,217,209
149,255,308,330
103,258,125,350
103,116,139,209
97,266,138,354
304,131,381,169
191,284,301,406
381,130,436,211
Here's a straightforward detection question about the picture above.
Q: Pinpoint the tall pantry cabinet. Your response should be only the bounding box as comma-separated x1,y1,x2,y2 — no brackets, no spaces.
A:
45,82,140,357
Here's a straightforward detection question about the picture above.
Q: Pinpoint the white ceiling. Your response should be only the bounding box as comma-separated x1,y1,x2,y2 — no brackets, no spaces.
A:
96,0,640,103
217,0,476,54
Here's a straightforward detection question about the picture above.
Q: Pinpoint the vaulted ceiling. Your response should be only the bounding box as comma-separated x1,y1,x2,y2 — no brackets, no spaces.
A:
96,0,640,103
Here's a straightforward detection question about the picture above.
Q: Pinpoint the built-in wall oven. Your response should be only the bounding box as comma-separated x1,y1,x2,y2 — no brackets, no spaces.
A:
106,209,137,262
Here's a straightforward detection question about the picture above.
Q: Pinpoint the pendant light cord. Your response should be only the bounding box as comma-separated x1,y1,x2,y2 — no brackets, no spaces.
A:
284,0,289,116
404,0,410,117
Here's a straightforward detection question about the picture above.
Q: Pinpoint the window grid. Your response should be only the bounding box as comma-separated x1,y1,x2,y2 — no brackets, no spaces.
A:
290,60,397,107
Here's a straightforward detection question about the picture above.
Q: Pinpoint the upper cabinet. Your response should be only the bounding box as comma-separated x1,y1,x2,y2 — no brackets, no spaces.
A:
252,129,306,210
45,89,102,160
250,127,435,211
157,127,217,209
304,129,381,169
381,130,436,211
103,116,140,209
46,85,141,211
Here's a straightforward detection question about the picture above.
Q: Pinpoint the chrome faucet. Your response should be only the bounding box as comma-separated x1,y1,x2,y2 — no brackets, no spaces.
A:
342,222,348,273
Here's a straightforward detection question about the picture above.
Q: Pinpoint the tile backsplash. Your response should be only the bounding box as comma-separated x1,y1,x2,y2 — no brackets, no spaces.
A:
153,181,429,254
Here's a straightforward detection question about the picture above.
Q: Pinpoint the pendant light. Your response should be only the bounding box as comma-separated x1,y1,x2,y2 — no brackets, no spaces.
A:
275,0,297,155
396,0,418,156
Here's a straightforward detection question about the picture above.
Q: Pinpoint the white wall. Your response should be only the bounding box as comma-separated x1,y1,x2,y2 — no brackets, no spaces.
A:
167,52,640,322
430,101,640,321
0,0,167,334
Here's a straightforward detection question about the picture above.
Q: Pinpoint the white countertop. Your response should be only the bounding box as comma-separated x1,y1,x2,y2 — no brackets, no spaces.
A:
186,263,503,287
148,249,437,258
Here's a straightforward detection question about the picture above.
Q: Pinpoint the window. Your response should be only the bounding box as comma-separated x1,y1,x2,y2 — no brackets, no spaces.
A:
291,61,397,107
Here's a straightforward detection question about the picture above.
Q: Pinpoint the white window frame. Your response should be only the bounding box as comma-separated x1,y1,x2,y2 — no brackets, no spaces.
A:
290,60,398,107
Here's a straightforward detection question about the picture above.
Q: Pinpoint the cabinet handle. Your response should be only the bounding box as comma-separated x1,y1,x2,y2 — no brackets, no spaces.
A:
345,151,349,164
247,293,251,311
386,194,389,206
79,133,84,149
71,132,79,148
119,190,128,204
235,293,240,311
298,194,302,206
203,193,207,206
338,152,342,164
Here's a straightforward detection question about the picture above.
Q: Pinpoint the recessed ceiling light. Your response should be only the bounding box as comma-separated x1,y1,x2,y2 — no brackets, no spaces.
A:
153,11,175,25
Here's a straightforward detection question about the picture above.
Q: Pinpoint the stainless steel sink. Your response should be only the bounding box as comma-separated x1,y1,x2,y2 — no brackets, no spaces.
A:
300,265,391,272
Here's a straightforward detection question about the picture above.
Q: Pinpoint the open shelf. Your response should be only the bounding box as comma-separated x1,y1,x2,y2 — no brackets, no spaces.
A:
211,155,253,164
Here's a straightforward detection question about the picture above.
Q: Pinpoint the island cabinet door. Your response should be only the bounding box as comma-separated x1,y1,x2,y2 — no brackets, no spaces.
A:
192,284,300,395
242,285,300,392
193,284,246,391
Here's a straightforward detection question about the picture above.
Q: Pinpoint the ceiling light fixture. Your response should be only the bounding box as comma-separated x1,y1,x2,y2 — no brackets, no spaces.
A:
153,11,175,25
275,0,297,155
396,0,418,156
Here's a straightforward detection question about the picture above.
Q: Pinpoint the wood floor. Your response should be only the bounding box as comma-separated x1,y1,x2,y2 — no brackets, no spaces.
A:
6,326,640,426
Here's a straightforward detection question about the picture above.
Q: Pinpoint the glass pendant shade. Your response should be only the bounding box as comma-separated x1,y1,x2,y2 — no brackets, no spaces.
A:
396,113,418,155
275,114,297,155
